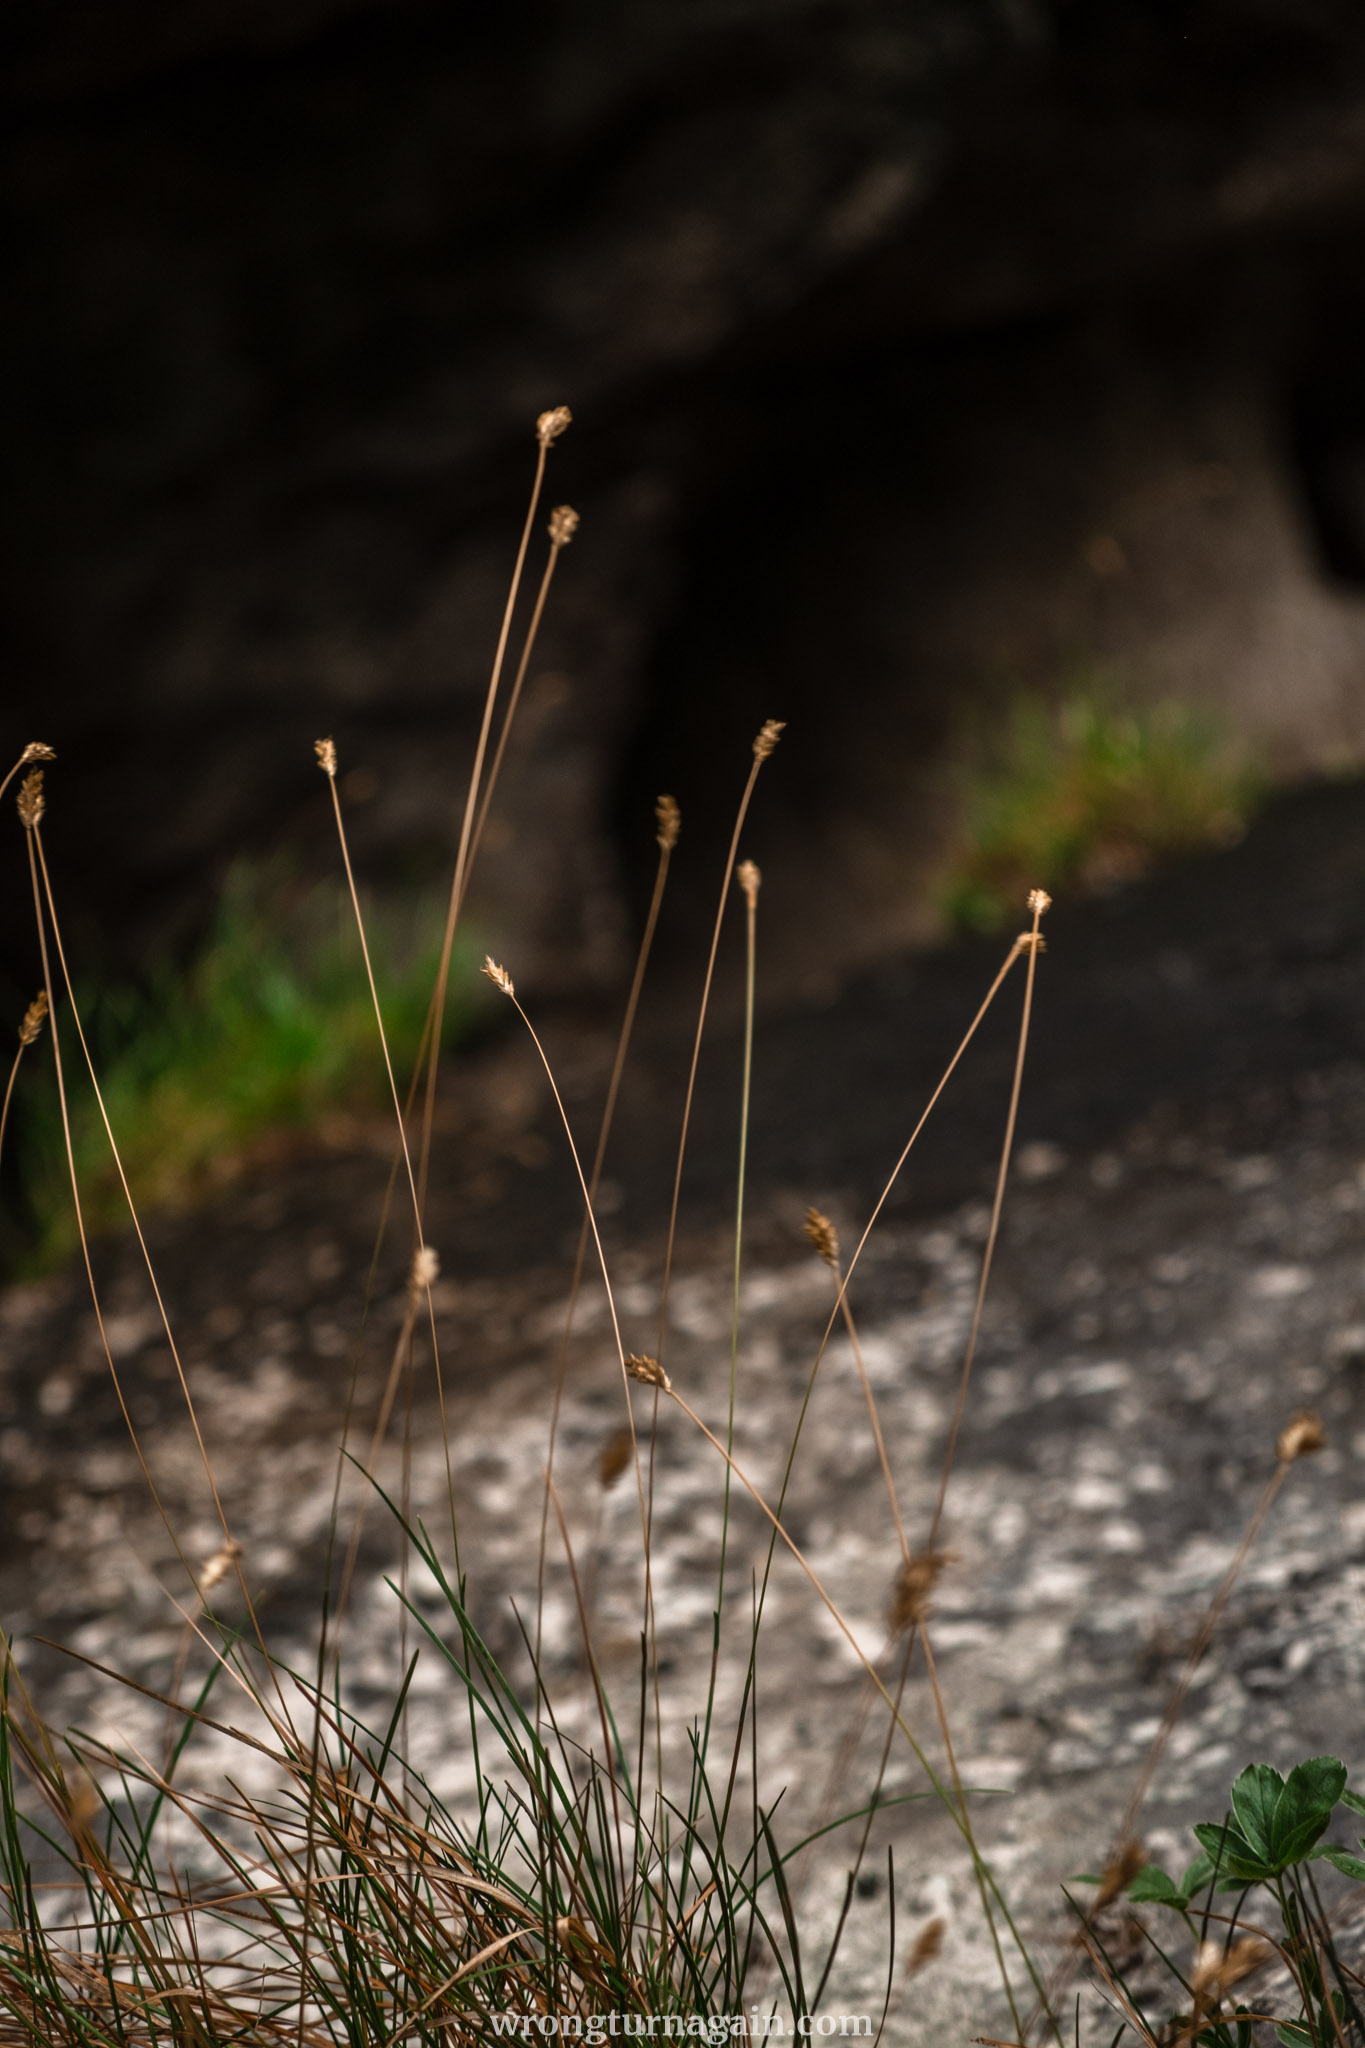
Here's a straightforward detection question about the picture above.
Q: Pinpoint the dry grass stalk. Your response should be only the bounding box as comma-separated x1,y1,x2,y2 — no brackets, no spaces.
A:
598,1426,633,1489
736,858,761,907
753,719,785,761
537,404,572,446
314,735,338,778
16,767,44,828
482,956,514,998
907,1915,947,1977
1277,1409,1326,1462
17,991,47,1045
625,1353,671,1393
547,503,579,547
803,1206,839,1269
655,793,680,851
889,1550,956,1634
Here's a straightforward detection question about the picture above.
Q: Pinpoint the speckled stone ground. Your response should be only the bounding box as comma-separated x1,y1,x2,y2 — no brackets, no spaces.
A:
6,781,1365,2039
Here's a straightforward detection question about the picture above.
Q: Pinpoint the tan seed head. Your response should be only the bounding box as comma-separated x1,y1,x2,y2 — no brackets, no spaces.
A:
482,956,514,998
21,742,55,764
753,719,785,762
315,736,338,777
537,405,573,447
16,769,44,829
1027,888,1052,916
1095,1838,1146,1909
1277,1409,1325,1463
889,1549,955,1634
198,1537,242,1599
598,1426,633,1489
655,794,681,852
906,1916,946,1978
548,504,580,547
737,859,761,907
18,992,48,1046
1015,931,1048,954
804,1206,839,1269
625,1352,671,1393
1190,1934,1269,2001
410,1244,440,1298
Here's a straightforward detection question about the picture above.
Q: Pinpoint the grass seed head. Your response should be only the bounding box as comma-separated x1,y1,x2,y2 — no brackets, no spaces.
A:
753,719,785,761
1095,1838,1146,1909
198,1537,242,1599
16,768,44,829
537,405,573,446
890,1549,955,1634
906,1915,946,1977
21,742,55,764
18,992,47,1046
1027,887,1052,916
315,737,338,777
804,1206,839,1269
598,1426,633,1489
547,504,579,546
1276,1409,1325,1462
656,794,681,851
482,956,514,998
1191,1934,1269,2001
1015,931,1048,954
410,1244,440,1298
737,858,761,906
625,1352,671,1393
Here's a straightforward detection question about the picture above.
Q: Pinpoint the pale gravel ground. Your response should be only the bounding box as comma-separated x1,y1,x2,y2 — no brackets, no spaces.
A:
2,1066,1365,2042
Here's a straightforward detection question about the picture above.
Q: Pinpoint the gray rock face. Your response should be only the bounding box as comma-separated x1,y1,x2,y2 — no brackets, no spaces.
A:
9,1,1365,997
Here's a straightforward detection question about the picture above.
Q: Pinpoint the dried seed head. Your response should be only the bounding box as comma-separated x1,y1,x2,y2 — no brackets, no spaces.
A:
1015,931,1048,954
753,719,785,762
16,769,44,829
21,743,55,765
1277,1409,1325,1462
655,794,680,852
537,405,572,447
625,1352,671,1393
18,992,47,1046
1190,1934,1269,2001
315,736,338,777
598,1426,633,1489
410,1244,440,1297
906,1915,946,1978
889,1549,955,1634
804,1206,840,1269
737,859,761,907
198,1537,242,1599
1027,888,1052,917
548,504,580,547
1095,1838,1146,1910
63,1766,100,1840
482,956,514,998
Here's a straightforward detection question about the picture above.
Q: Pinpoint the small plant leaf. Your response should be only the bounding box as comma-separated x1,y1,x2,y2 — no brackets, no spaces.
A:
1339,1788,1365,1818
1270,1757,1347,1868
1127,1866,1189,1908
1230,1764,1284,1859
1192,1820,1274,1884
1180,1851,1218,1899
1274,2025,1313,2048
1312,1845,1365,1881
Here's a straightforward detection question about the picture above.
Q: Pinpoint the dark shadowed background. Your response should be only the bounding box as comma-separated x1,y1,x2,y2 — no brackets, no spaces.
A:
7,0,1365,1046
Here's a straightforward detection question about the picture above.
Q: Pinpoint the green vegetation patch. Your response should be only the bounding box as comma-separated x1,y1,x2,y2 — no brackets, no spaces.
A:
939,685,1263,934
22,861,471,1265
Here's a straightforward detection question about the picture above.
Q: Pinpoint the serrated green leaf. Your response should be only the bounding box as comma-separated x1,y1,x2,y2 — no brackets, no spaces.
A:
1127,1865,1189,1907
1313,1845,1365,1881
1192,1820,1274,1883
1230,1763,1283,1860
1270,1757,1346,1869
1181,1851,1217,1898
1339,1788,1365,1818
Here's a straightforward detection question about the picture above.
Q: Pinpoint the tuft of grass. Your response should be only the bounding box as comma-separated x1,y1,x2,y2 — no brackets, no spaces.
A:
938,684,1262,934
21,859,475,1266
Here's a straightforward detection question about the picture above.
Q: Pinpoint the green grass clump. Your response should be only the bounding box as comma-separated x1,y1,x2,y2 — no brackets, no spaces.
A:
939,686,1262,934
23,861,471,1264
